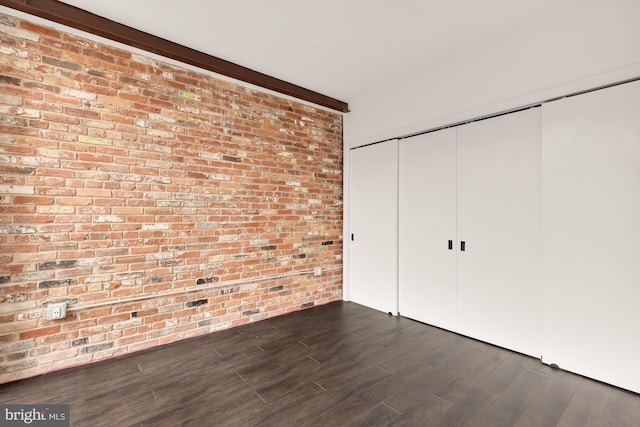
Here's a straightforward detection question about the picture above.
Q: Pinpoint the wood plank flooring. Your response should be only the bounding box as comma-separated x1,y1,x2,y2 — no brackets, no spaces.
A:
2,301,639,426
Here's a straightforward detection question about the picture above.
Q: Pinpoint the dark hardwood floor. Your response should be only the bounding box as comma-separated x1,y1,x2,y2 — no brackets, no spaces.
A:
2,301,639,426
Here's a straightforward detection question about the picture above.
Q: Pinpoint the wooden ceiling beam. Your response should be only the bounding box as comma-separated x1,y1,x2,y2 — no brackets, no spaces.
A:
0,0,350,112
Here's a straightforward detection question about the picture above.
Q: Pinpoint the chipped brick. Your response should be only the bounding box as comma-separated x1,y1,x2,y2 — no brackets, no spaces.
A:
0,75,20,85
185,298,208,308
81,342,113,354
38,278,75,289
42,56,80,70
196,277,218,285
72,337,88,346
222,155,242,162
38,260,78,270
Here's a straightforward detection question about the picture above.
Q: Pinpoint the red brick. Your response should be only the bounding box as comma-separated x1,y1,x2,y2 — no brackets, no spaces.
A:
41,37,81,54
20,21,61,38
22,82,60,94
56,197,92,206
83,48,115,63
77,308,112,320
62,51,100,67
13,196,54,205
19,325,60,340
42,93,82,106
64,107,100,119
12,214,55,223
97,314,130,324
99,44,130,60
0,205,35,214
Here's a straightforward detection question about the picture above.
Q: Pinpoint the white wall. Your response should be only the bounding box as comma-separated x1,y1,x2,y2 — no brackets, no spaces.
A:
345,1,640,148
343,0,640,300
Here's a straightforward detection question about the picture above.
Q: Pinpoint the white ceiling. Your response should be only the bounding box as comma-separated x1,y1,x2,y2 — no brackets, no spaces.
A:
59,0,577,104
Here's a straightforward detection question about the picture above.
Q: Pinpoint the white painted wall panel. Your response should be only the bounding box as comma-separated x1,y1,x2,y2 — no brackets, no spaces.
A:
349,141,398,314
399,129,457,329
457,108,542,358
542,80,640,393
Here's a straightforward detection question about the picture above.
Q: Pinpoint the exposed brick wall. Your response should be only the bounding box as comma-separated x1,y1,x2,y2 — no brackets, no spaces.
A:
0,12,343,383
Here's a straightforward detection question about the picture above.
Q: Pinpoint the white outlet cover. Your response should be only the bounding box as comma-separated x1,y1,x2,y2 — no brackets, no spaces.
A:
47,303,66,320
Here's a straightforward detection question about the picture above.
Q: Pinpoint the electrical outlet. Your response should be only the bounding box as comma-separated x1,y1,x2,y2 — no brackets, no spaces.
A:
47,303,66,320
313,267,322,276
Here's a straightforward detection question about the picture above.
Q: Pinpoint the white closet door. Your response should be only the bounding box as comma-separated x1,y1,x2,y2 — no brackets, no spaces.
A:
457,108,542,357
399,128,457,329
349,140,398,314
542,80,640,393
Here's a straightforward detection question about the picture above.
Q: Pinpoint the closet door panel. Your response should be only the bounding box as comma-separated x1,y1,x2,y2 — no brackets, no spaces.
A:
542,80,640,393
457,108,542,357
399,128,457,329
349,140,398,314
